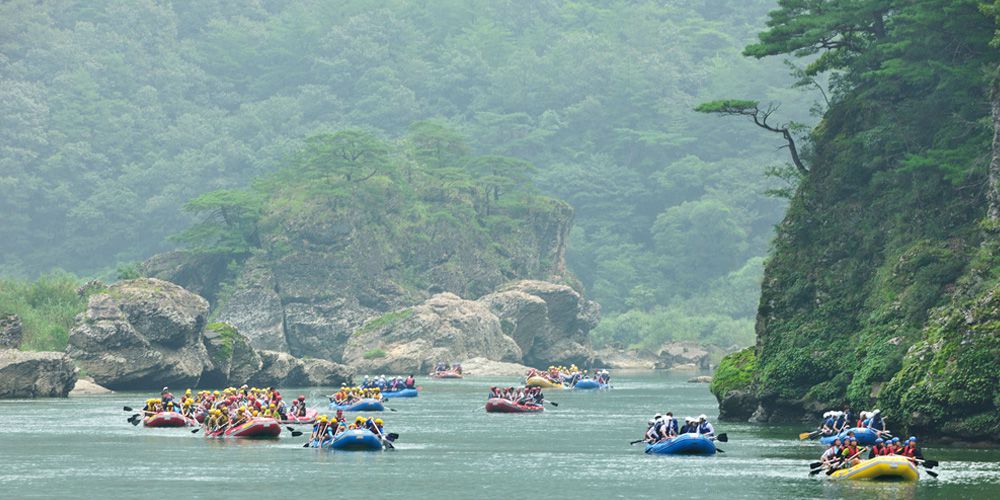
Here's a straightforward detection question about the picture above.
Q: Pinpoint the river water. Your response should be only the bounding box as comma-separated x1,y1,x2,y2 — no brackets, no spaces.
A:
2,371,998,499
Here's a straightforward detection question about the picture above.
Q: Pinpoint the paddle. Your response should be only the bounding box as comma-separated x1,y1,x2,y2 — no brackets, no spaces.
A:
918,459,939,468
923,467,938,478
545,400,559,407
799,429,820,440
715,433,728,443
715,447,726,453
629,439,646,445
808,461,823,469
123,406,134,412
191,427,200,434
827,447,868,475
386,432,399,441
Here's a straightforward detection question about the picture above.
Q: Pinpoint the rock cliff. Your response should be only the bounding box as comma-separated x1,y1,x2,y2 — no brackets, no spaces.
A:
0,349,77,398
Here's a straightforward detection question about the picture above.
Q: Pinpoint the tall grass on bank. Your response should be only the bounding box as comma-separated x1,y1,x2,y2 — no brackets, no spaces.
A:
0,272,85,351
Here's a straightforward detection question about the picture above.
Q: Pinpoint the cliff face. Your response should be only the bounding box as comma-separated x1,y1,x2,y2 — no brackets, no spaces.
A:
714,84,1000,438
149,198,578,363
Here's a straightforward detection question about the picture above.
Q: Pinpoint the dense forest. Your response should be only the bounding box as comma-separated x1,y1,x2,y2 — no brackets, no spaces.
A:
710,0,1000,438
1,0,817,351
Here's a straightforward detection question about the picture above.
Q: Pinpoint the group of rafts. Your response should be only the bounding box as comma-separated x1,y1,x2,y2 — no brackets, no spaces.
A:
483,367,612,413
126,384,409,451
797,409,938,481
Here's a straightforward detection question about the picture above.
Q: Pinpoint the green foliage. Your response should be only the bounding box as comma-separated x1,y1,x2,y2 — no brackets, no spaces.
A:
709,347,757,400
172,189,265,256
0,272,87,351
357,309,415,336
694,100,760,114
363,348,387,360
115,262,142,280
205,322,239,365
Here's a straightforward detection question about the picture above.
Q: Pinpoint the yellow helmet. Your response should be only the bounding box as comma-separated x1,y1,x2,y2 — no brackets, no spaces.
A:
355,416,364,422
213,390,220,396
185,389,191,394
269,404,275,409
375,419,383,425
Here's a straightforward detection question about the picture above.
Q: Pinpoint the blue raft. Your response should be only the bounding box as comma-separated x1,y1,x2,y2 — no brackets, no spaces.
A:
382,388,418,398
328,398,385,412
819,427,880,446
573,379,607,390
326,429,384,451
645,433,717,455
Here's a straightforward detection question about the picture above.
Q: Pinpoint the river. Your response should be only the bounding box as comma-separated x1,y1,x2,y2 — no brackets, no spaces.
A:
2,371,997,499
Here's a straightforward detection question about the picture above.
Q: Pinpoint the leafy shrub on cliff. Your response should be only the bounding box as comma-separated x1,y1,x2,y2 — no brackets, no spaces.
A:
710,346,757,400
0,272,86,351
205,322,239,365
363,348,387,360
357,309,415,336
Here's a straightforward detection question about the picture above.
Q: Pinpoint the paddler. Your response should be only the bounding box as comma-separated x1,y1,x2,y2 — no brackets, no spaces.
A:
644,419,659,443
869,438,886,458
820,411,836,436
820,439,842,469
695,414,715,437
404,374,415,388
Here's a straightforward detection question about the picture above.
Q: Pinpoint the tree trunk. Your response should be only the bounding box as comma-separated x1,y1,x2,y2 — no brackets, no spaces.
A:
988,79,1000,222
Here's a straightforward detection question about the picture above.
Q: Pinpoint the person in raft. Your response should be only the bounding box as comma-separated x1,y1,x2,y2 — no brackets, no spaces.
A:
643,413,679,443
695,414,715,437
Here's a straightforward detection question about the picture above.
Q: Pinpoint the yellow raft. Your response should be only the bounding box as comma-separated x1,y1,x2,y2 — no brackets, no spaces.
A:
830,456,919,481
525,375,564,389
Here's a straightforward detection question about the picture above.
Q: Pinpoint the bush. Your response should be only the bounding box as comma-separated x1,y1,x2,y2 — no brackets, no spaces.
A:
363,348,387,360
0,272,87,351
709,347,757,401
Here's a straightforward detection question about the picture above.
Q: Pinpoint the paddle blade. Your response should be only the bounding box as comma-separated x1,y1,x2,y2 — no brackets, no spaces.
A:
925,469,938,478
291,431,303,437
389,407,397,412
190,428,200,434
123,406,133,412
383,441,395,450
130,418,141,426
809,468,823,476
924,460,939,468
715,448,725,453
716,433,728,443
548,401,558,407
799,432,813,440
286,426,296,432
809,461,822,469
386,432,399,441
302,442,311,448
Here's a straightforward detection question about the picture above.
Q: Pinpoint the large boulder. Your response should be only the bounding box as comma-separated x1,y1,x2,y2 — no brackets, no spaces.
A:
343,293,522,373
0,314,23,349
201,322,263,387
481,280,599,366
250,350,353,387
66,278,213,390
0,349,77,398
654,342,710,370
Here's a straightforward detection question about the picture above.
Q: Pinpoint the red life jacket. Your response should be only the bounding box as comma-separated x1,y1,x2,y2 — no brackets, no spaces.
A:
902,446,915,457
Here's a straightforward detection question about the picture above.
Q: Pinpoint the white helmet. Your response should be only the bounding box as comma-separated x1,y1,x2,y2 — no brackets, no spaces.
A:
823,411,831,418
648,419,655,426
654,413,662,420
872,409,880,415
698,414,708,421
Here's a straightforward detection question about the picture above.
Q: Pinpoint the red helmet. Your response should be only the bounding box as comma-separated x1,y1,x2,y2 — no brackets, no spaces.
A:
298,395,305,401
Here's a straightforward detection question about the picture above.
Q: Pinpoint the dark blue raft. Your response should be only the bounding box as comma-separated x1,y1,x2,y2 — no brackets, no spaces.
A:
328,398,385,412
645,433,717,455
573,379,607,390
382,388,418,398
326,429,384,451
819,427,880,446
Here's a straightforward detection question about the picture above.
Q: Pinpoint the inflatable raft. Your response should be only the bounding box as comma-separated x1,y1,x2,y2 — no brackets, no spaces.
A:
485,398,544,413
225,417,282,438
329,398,385,412
143,412,191,427
280,408,318,424
819,427,881,446
526,376,564,389
645,433,717,455
429,370,463,379
326,429,384,451
573,379,607,390
830,456,919,481
382,388,418,398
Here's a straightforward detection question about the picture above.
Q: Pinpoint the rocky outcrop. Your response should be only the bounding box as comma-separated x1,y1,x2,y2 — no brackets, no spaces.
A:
201,322,262,387
66,278,213,390
481,280,599,367
343,293,522,373
654,342,711,370
214,262,289,352
141,251,234,304
0,314,23,349
250,350,352,387
460,356,533,376
69,377,113,396
718,390,757,421
594,347,657,370
0,349,77,398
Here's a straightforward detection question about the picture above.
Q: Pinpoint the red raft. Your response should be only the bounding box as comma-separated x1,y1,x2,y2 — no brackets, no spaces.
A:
430,370,464,379
485,398,543,413
144,412,193,427
224,418,282,438
280,408,318,425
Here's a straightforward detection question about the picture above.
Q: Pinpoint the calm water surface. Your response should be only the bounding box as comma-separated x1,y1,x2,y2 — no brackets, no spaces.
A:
2,372,998,499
